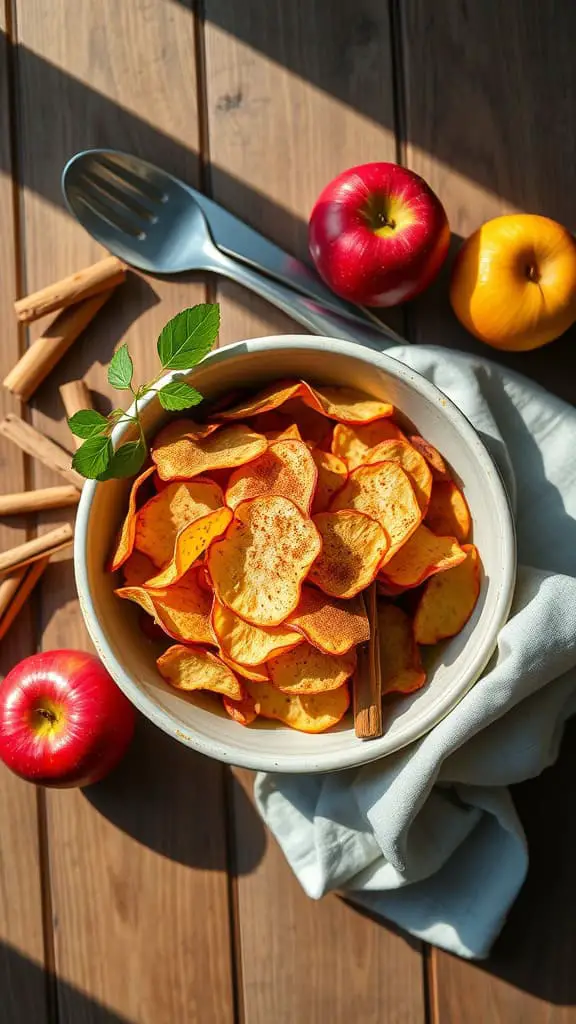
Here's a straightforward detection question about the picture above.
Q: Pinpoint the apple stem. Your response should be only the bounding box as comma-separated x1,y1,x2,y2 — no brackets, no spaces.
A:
37,708,57,724
526,264,540,283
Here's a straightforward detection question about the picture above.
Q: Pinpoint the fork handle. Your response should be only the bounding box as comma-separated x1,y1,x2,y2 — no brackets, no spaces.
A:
213,250,406,350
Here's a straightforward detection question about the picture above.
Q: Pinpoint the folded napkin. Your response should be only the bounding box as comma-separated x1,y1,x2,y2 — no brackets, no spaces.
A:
255,344,576,960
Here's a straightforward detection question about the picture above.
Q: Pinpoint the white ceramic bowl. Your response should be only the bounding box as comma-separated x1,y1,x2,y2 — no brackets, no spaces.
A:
75,336,516,773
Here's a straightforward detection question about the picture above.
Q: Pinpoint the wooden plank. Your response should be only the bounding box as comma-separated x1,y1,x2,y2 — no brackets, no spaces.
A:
204,4,425,1021
14,2,235,1021
400,3,576,1021
0,7,49,1023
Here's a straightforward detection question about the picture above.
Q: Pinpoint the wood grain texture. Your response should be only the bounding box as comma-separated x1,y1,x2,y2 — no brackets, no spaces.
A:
204,4,425,1020
0,6,49,1022
14,1,235,1021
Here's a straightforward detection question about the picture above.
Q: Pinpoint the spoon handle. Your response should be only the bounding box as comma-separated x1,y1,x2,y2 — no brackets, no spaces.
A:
213,250,406,350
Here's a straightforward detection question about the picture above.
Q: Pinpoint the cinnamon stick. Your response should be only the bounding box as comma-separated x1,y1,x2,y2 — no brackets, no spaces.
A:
0,414,83,489
0,486,80,516
0,558,49,641
0,523,73,575
14,256,125,324
354,582,383,739
0,569,27,619
4,290,114,400
59,379,93,449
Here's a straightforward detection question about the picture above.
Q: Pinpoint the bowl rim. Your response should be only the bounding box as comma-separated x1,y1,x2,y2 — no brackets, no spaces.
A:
75,335,517,773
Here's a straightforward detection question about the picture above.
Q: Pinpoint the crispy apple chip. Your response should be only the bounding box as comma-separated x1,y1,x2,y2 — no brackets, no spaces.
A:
287,586,369,655
245,679,350,733
414,544,480,644
378,603,426,694
225,439,317,515
308,510,388,598
409,435,451,481
152,418,221,446
363,439,433,512
330,462,421,563
281,398,334,449
109,465,155,570
218,381,304,420
381,524,467,588
157,644,243,699
219,379,393,425
152,422,267,482
264,423,303,442
116,568,213,644
311,450,348,514
212,599,302,666
222,693,259,726
331,420,406,470
218,651,270,683
121,550,157,587
207,495,321,626
134,479,225,567
425,481,471,542
145,507,233,586
268,642,356,694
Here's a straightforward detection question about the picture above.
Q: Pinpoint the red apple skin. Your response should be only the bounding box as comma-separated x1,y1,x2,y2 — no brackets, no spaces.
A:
0,650,135,788
309,162,450,307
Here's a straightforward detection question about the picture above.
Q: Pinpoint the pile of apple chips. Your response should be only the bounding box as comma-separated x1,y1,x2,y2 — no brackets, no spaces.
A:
111,379,480,734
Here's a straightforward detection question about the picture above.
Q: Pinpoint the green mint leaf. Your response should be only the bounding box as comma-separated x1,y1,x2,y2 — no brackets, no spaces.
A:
157,380,203,411
72,434,113,479
108,344,134,390
67,409,109,440
97,440,147,480
157,304,220,370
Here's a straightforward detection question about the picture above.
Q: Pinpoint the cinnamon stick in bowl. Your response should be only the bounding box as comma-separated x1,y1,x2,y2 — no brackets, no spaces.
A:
354,582,383,739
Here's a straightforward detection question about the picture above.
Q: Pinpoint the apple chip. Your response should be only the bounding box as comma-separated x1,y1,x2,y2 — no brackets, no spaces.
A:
381,524,467,588
281,398,334,449
218,651,270,683
109,465,155,570
331,420,407,470
121,550,157,587
152,418,221,446
311,450,348,514
153,422,267,481
363,439,433,512
116,568,213,645
145,507,233,587
225,439,317,515
134,479,225,567
212,599,302,666
207,495,321,626
157,644,244,699
219,379,393,425
409,435,451,481
414,544,480,644
268,642,356,694
378,603,426,694
222,693,259,726
425,480,471,542
264,423,302,442
330,462,421,562
245,680,350,733
308,510,388,598
287,586,369,655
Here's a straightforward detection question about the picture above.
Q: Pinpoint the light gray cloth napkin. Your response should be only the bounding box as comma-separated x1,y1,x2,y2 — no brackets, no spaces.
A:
254,344,576,960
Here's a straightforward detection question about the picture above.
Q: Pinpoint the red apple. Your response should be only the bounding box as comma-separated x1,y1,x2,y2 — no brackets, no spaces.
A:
0,650,135,787
309,162,450,307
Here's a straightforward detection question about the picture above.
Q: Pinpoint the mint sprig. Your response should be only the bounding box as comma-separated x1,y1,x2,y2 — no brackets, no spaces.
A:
68,303,220,481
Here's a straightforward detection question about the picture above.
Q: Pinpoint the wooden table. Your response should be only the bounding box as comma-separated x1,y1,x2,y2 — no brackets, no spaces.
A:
1,3,576,1021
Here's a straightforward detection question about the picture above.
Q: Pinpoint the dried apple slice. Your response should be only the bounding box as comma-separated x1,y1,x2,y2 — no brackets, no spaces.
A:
308,510,388,598
268,642,356,694
222,693,259,726
381,524,466,588
425,480,471,542
378,603,426,694
408,435,451,481
207,495,321,626
219,379,393,424
217,380,304,419
244,680,350,733
264,423,303,442
153,422,267,481
145,507,233,587
116,568,214,645
157,644,244,699
363,439,433,512
225,439,317,515
281,398,334,449
109,465,155,570
414,544,480,644
218,651,270,683
311,450,348,514
152,419,221,446
287,586,369,655
330,462,421,563
134,479,225,567
331,420,407,470
121,550,157,587
212,599,303,666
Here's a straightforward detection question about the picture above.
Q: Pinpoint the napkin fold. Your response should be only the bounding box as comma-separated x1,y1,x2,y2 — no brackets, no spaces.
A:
255,345,576,960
